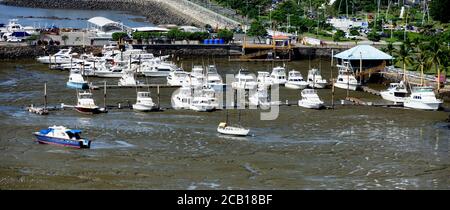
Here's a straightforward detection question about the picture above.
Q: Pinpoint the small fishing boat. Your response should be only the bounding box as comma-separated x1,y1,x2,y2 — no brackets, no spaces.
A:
285,70,308,89
270,66,287,85
75,91,101,114
403,86,442,111
167,70,190,86
206,65,225,91
307,68,327,88
380,81,408,103
132,91,157,111
189,96,216,112
217,110,250,136
171,86,193,110
33,125,91,149
232,69,258,90
67,71,89,90
257,71,272,87
298,89,324,109
118,66,140,86
334,62,360,91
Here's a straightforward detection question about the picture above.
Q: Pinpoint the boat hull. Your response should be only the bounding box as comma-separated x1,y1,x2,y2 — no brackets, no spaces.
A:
285,83,307,90
334,82,358,91
132,103,156,112
380,91,407,103
75,106,101,114
217,127,249,136
403,101,441,111
66,81,89,90
308,82,327,89
143,72,171,77
298,100,323,109
34,133,91,149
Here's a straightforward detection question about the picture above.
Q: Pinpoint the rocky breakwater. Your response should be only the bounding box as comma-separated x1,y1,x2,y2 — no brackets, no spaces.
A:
2,0,241,28
1,0,193,26
0,45,102,60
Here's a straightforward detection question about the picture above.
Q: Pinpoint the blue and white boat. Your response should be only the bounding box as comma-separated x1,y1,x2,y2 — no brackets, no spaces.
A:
67,72,89,89
33,125,91,149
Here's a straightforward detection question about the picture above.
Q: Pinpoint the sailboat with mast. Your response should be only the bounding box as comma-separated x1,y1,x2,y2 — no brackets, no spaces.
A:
217,110,250,136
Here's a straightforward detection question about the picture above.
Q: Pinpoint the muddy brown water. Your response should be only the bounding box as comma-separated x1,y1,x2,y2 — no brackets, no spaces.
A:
0,59,449,189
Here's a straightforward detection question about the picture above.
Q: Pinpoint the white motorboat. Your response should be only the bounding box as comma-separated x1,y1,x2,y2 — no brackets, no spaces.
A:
36,48,74,64
167,70,190,86
118,64,140,86
189,96,216,112
285,70,308,89
334,62,360,91
248,86,279,107
257,71,272,87
206,65,225,90
75,91,100,114
298,89,324,109
132,91,157,111
270,66,287,85
232,69,258,90
95,61,126,78
307,68,328,88
141,60,180,77
380,81,408,103
217,122,250,136
403,86,442,111
171,86,193,110
66,71,89,90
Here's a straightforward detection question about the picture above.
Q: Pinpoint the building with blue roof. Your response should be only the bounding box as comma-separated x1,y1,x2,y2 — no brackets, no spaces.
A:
333,44,394,84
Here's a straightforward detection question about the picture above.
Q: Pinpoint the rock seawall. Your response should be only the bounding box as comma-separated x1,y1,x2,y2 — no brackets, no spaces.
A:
0,45,234,60
2,0,196,26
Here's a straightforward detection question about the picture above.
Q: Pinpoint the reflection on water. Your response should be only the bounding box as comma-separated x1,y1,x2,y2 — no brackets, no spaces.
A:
0,59,449,189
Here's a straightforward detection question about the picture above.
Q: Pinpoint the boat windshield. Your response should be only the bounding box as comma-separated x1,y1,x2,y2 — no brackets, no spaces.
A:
66,131,81,139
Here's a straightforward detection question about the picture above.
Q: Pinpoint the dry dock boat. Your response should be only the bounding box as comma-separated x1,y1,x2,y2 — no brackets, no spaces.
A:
33,125,91,149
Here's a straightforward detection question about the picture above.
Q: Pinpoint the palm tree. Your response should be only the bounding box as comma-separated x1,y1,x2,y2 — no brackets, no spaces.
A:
395,43,412,82
382,41,395,56
412,44,430,86
427,40,444,90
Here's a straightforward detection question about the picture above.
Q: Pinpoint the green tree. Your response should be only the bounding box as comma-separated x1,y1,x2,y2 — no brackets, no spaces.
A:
112,32,128,42
217,29,234,43
333,29,345,42
430,0,450,23
367,31,381,42
412,44,431,86
61,35,69,45
395,43,413,82
427,40,445,90
382,41,395,57
247,20,267,43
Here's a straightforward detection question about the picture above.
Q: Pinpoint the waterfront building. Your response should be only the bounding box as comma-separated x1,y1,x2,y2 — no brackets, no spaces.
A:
333,45,393,84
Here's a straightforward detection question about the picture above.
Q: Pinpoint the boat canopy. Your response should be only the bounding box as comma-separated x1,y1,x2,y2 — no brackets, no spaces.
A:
39,128,54,134
67,129,82,134
218,122,227,128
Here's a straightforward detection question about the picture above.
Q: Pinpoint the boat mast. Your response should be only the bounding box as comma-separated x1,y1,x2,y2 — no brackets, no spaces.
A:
331,49,334,109
104,81,107,110
44,82,47,109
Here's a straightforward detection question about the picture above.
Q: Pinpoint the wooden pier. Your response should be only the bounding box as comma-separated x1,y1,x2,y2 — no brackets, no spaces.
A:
345,97,403,108
95,84,180,89
360,86,381,96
